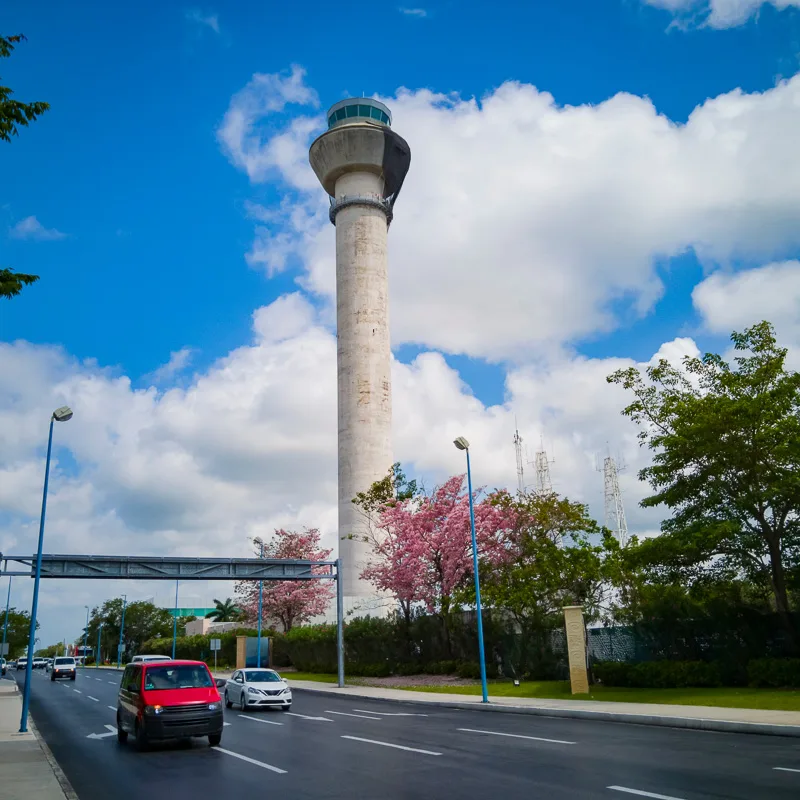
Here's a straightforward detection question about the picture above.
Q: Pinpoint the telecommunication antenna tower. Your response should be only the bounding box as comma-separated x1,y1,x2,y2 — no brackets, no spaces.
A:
532,440,554,494
602,455,629,547
513,426,525,495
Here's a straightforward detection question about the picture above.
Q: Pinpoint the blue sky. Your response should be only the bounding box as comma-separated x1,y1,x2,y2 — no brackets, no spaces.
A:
3,0,798,395
3,0,800,646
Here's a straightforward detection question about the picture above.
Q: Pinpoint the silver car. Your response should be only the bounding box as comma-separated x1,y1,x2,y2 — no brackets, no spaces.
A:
224,668,292,712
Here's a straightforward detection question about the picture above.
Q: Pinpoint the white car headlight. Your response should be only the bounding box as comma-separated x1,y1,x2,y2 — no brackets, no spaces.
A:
247,686,260,694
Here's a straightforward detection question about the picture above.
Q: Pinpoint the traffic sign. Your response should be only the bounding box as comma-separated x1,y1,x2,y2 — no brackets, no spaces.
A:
210,639,221,651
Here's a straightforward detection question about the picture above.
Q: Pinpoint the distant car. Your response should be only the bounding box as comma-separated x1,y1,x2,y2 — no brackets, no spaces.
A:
224,668,292,712
16,657,28,671
50,657,77,681
1,658,6,676
130,655,172,664
116,659,223,749
32,657,47,670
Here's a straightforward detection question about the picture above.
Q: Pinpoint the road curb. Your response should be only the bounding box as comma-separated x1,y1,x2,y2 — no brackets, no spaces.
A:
28,716,80,800
292,686,800,738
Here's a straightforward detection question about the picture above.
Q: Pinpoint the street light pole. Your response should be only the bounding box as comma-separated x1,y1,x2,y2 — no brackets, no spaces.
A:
257,541,264,668
1,577,11,660
117,594,127,669
172,580,179,660
19,406,73,733
83,606,89,668
453,436,489,704
96,622,103,669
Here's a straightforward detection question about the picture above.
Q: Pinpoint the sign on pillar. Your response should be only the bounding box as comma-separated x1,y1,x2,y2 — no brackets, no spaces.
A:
563,605,589,694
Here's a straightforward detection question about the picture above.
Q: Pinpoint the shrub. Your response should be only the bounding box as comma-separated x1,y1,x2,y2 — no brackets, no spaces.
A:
593,660,723,688
424,660,458,675
456,661,499,680
747,658,800,688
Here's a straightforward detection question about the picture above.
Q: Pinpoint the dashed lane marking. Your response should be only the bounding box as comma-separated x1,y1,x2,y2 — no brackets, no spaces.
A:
284,712,333,721
107,706,116,711
236,714,283,726
341,735,441,756
73,690,82,694
87,696,99,702
212,747,287,774
774,767,800,773
353,709,428,717
457,728,575,745
325,711,381,720
607,788,686,800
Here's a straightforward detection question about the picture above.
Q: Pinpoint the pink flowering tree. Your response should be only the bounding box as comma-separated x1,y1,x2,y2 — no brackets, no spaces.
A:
359,474,515,652
236,528,335,633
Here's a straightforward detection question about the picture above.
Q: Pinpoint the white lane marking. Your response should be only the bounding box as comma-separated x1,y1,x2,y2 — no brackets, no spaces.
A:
607,788,686,800
73,690,82,694
87,725,117,740
223,722,231,727
341,735,441,756
353,709,428,717
458,727,575,745
212,747,286,774
284,712,333,722
87,696,100,702
107,681,116,685
236,714,283,726
107,706,116,711
325,710,381,720
95,678,103,682
774,767,800,773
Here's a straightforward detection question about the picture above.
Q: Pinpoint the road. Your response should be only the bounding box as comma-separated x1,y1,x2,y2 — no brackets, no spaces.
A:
14,668,800,799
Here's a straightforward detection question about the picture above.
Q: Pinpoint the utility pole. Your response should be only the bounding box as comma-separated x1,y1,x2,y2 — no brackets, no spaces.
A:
513,426,525,495
530,438,554,494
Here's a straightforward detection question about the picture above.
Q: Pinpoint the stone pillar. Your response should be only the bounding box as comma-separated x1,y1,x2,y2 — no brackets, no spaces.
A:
563,605,589,694
236,636,247,670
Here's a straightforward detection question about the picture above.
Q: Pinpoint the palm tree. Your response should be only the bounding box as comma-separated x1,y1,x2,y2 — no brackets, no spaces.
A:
205,598,242,623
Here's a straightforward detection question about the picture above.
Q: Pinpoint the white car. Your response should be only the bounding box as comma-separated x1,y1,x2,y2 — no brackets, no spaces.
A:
131,654,172,664
224,668,292,712
50,657,77,681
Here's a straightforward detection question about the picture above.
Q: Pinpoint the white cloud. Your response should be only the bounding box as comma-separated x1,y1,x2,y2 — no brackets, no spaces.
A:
185,8,220,34
692,260,800,366
643,0,799,27
399,7,428,17
9,216,66,241
219,70,800,361
143,347,196,384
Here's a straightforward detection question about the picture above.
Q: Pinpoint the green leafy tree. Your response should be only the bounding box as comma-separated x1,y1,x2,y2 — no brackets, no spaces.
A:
35,643,63,658
1,607,38,658
205,598,243,622
608,321,800,648
85,598,175,662
1,34,49,300
476,491,614,676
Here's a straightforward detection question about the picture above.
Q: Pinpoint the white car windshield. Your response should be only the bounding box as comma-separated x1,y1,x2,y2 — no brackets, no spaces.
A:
244,670,282,683
54,658,75,666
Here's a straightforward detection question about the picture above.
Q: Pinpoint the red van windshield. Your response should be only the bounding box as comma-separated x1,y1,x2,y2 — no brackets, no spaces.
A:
144,665,212,690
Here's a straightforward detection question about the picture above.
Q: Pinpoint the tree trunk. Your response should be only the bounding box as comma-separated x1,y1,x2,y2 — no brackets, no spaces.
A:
766,535,799,654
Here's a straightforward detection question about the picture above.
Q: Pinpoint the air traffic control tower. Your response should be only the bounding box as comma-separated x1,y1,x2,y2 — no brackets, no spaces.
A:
309,98,411,614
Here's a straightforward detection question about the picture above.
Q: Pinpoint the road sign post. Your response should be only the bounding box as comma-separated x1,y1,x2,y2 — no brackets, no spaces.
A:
210,638,221,671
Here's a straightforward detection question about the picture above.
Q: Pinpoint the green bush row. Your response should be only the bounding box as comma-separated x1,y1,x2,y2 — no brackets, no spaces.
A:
593,660,723,688
747,658,800,688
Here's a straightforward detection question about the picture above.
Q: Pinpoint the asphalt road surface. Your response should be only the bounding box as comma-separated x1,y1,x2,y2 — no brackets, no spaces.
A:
15,668,800,800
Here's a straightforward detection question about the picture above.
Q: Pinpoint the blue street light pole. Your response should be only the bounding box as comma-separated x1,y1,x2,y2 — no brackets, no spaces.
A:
453,436,489,704
19,406,73,733
117,595,127,669
257,541,264,668
96,622,103,668
82,606,89,668
1,578,11,660
172,580,179,660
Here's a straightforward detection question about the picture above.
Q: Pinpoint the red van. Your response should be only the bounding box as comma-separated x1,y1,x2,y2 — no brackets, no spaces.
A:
116,659,224,749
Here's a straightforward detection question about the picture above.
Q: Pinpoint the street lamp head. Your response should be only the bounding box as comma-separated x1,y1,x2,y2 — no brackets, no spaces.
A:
453,436,470,451
52,406,73,423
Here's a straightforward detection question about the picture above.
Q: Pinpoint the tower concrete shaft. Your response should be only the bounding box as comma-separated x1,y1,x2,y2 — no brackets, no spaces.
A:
309,99,411,614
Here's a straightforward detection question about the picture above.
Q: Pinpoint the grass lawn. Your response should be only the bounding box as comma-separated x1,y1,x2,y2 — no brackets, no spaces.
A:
404,681,800,711
285,671,340,683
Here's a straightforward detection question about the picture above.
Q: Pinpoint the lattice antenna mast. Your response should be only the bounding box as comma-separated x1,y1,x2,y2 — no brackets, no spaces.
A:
602,455,629,547
532,438,554,493
513,424,525,495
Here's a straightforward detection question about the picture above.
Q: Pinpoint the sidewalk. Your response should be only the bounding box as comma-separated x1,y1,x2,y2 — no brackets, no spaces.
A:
285,679,800,738
0,678,75,799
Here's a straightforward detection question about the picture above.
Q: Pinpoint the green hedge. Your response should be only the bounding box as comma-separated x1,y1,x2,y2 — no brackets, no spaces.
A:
747,658,800,688
139,628,269,669
593,660,723,688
